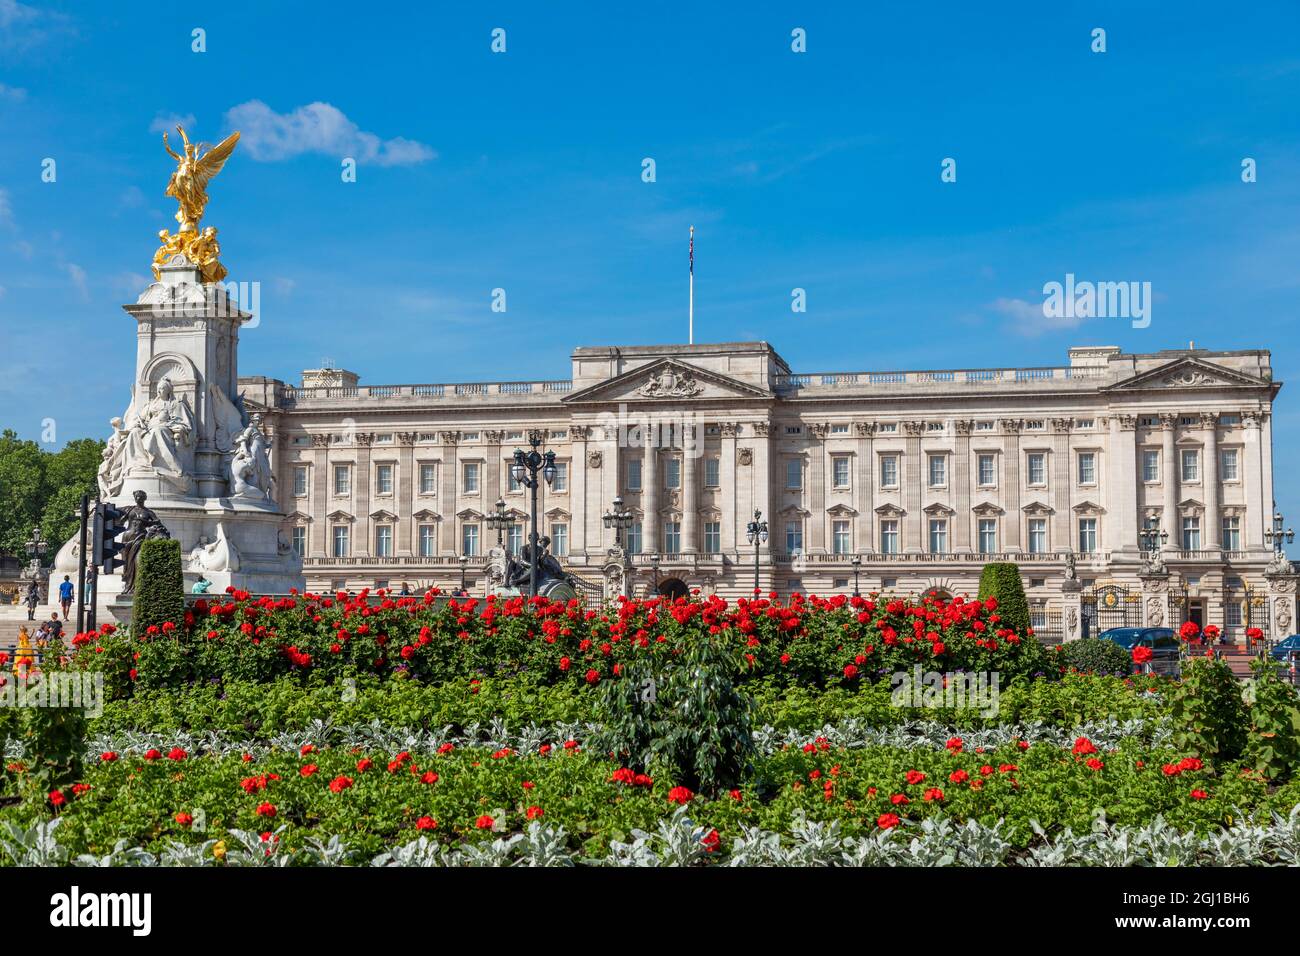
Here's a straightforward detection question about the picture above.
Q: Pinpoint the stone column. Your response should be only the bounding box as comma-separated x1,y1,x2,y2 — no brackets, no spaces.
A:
1201,412,1220,551
571,425,589,558
355,433,373,557
1106,415,1138,553
439,432,459,555
397,432,416,555
1051,418,1072,550
1140,571,1171,627
1243,410,1266,549
682,422,700,554
1001,420,1023,551
904,421,924,552
855,421,875,552
309,434,330,558
1160,413,1179,551
1060,578,1083,641
642,437,659,556
720,423,739,553
752,422,773,582
1266,571,1297,644
954,420,972,551
808,423,827,553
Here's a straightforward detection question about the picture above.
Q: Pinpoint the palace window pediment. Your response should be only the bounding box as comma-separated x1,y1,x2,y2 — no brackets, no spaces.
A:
826,503,859,517
1071,500,1105,516
922,502,956,517
411,509,441,521
1021,501,1054,516
325,510,354,523
562,358,771,404
874,503,906,518
971,502,1004,517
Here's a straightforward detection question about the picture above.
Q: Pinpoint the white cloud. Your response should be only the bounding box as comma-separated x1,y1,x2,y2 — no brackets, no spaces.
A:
65,262,87,300
0,82,26,101
224,100,435,167
0,0,70,52
149,111,196,135
991,295,1089,337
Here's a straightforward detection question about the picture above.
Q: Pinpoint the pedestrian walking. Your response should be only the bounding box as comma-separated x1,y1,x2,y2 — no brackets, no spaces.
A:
58,574,74,620
23,581,39,620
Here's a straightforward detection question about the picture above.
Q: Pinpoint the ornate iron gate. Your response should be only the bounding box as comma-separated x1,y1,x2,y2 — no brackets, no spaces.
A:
1081,584,1141,637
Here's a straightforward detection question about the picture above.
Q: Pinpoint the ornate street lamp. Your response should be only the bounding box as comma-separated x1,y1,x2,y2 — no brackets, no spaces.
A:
1264,504,1295,554
510,431,557,598
851,554,862,598
745,509,768,595
486,497,510,547
1138,520,1168,559
649,552,661,594
23,526,48,597
458,553,469,593
602,496,634,549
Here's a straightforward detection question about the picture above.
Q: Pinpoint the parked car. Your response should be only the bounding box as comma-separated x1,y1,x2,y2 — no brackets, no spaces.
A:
1269,634,1300,665
1098,626,1181,675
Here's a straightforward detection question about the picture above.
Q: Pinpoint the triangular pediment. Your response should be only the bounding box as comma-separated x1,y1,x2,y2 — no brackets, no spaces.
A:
325,509,354,523
1072,500,1105,515
875,503,906,518
411,508,442,521
972,501,1004,517
369,509,398,522
923,501,956,516
563,358,771,404
827,503,859,517
1102,356,1271,393
1021,500,1055,516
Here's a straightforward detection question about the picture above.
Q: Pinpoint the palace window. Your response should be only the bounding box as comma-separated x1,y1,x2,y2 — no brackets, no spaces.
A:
1221,448,1239,481
663,522,681,553
928,519,948,554
1142,450,1159,482
1181,449,1199,482
551,523,568,557
332,525,350,558
1220,414,1241,426
626,522,643,555
1077,517,1097,553
704,521,721,554
927,455,946,488
879,455,899,488
1181,516,1201,550
1222,516,1241,551
418,525,436,558
462,462,480,494
831,423,850,434
832,520,851,555
705,457,720,487
1077,452,1096,485
333,465,351,496
1226,602,1243,628
1027,453,1046,486
1028,518,1047,554
975,421,994,431
978,519,997,554
291,526,306,557
626,459,642,492
880,520,899,554
663,458,680,490
785,521,803,555
375,464,393,495
375,526,393,558
832,456,851,489
419,463,437,495
785,459,802,490
552,461,568,493
507,524,523,555
462,523,480,557
293,466,308,497
978,454,995,486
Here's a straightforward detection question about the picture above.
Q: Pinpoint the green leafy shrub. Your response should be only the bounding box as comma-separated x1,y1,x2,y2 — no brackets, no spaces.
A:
20,698,87,797
132,538,184,635
977,563,1030,635
1168,655,1247,769
1243,657,1300,782
596,631,756,797
1061,638,1134,677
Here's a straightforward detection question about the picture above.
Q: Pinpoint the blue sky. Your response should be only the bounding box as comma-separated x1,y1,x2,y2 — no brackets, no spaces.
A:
3,0,1300,518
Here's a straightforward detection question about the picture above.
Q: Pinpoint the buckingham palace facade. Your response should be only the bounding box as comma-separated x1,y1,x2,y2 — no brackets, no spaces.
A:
237,341,1288,641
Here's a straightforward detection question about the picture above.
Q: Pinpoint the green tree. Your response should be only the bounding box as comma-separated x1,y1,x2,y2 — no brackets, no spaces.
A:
977,562,1031,634
0,429,104,557
133,538,185,633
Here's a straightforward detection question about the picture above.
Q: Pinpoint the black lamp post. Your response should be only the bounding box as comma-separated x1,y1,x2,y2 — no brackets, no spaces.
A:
24,526,48,598
1138,520,1168,558
458,553,469,593
602,496,633,549
851,554,862,598
745,509,768,595
1264,503,1295,555
510,431,557,598
486,497,510,548
649,552,661,595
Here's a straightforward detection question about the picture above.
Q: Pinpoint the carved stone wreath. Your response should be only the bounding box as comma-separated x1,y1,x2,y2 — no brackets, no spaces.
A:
587,450,602,469
1146,597,1165,626
737,447,753,466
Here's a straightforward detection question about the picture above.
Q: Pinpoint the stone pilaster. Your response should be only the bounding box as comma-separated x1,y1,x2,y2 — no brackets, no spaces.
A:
904,421,924,552
1001,419,1023,551
1160,413,1179,551
683,422,700,553
1201,412,1220,551
855,421,875,552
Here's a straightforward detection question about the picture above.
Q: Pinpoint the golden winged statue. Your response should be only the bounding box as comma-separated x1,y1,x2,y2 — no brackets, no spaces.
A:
162,125,240,233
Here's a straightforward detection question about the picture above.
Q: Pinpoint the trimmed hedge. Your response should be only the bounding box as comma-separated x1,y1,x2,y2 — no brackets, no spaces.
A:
132,538,184,634
977,563,1030,635
1061,637,1134,677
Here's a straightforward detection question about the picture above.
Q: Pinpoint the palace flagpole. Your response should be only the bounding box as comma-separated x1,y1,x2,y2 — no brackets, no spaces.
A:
688,225,694,345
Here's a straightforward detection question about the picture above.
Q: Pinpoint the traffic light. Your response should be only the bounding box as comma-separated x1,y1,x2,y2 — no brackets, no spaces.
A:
94,501,128,574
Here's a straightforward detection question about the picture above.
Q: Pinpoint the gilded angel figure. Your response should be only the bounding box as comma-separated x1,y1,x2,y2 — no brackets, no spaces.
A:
162,125,240,232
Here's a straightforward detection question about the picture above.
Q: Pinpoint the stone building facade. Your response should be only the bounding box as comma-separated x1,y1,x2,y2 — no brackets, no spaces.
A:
237,341,1293,643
